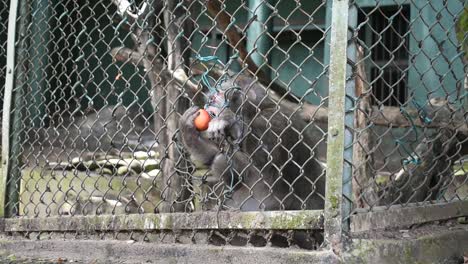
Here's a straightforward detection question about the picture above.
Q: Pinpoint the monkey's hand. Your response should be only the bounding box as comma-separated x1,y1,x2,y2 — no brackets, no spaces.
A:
179,106,221,165
204,113,243,143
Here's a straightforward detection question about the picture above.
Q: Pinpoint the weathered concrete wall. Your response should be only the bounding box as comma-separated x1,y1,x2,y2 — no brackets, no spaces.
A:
345,227,468,264
0,239,339,264
0,224,466,263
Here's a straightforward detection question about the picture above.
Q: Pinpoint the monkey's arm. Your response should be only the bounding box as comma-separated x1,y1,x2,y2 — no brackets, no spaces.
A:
179,106,221,166
180,106,256,184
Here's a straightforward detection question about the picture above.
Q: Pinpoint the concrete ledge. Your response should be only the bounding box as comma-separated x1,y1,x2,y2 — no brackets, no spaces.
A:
0,225,466,263
345,227,468,264
0,239,339,264
5,210,324,232
351,200,468,232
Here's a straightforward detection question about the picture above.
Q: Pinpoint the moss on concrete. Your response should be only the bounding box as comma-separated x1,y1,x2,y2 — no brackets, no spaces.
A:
345,227,468,264
269,211,321,229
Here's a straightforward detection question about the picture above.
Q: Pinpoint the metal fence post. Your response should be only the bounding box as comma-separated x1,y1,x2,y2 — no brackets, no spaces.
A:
343,3,357,232
246,0,273,77
0,0,19,218
324,0,350,254
29,0,50,128
1,0,28,218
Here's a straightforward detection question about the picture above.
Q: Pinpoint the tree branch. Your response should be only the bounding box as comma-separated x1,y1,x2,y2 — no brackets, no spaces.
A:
353,46,377,208
205,0,262,78
110,47,154,70
159,0,193,213
204,0,467,136
205,0,299,103
300,103,468,136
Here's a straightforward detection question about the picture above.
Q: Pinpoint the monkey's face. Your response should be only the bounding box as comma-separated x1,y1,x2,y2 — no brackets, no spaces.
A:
205,87,243,118
205,90,226,117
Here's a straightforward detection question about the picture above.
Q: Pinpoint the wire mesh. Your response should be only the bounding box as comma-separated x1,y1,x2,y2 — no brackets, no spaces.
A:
0,1,7,141
2,0,467,249
349,0,467,214
2,0,331,248
8,229,323,250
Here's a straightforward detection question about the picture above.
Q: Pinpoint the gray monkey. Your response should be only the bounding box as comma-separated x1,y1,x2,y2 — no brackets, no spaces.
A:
179,75,326,211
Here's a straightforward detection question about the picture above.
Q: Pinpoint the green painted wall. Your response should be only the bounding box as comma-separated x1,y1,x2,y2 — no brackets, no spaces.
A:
26,0,466,116
407,1,465,104
191,0,328,104
35,0,154,123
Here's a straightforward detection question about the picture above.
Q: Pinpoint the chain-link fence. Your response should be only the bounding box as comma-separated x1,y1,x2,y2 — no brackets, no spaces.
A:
1,0,330,250
347,0,467,231
0,1,7,143
0,0,466,253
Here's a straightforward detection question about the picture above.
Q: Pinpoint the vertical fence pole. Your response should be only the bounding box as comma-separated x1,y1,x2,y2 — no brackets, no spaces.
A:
246,0,273,77
160,0,191,212
343,3,357,232
324,0,350,255
1,0,28,218
29,0,49,127
0,0,19,218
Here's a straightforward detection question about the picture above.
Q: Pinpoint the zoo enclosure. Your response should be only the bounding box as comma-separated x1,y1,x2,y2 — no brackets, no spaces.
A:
0,0,466,253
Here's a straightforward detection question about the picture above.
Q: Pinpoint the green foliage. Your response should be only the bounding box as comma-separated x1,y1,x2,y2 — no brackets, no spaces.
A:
456,8,468,60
